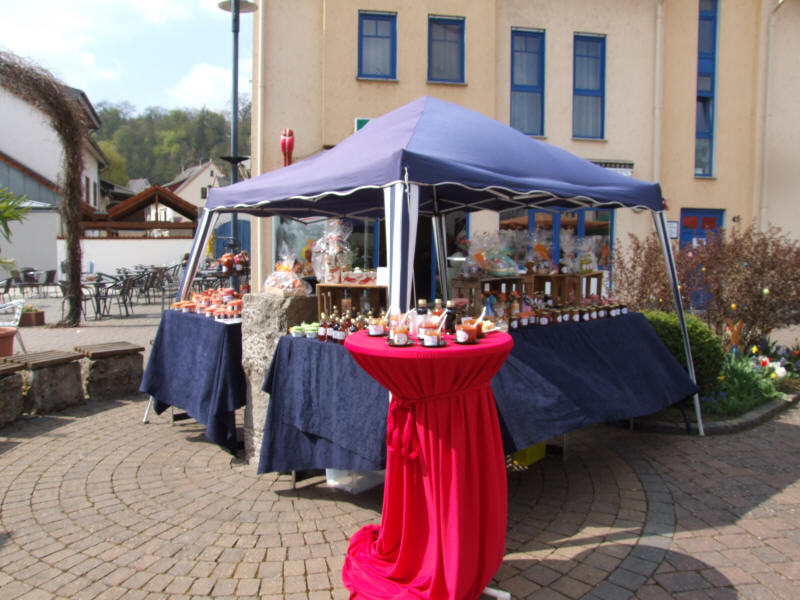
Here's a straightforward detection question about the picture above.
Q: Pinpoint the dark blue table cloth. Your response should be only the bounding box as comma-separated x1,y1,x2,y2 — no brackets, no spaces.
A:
259,313,697,472
492,312,699,452
258,336,389,474
140,311,246,453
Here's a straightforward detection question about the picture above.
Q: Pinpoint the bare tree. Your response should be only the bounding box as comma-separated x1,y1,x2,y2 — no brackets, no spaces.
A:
0,50,86,325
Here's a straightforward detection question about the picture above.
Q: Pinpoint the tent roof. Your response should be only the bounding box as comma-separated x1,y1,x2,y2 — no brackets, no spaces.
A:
206,96,663,219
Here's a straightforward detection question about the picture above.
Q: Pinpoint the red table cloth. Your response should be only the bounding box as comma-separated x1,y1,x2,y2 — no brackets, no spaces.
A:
342,330,513,600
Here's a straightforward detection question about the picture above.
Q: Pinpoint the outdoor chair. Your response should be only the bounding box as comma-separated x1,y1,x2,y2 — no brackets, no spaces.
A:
0,299,27,353
21,268,41,297
1,277,12,302
57,281,98,322
41,270,56,297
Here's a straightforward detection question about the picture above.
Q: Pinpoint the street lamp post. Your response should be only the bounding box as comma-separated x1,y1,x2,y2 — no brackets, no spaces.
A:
219,0,256,290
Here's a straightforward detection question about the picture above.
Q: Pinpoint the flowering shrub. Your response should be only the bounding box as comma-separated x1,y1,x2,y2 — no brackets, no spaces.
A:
614,223,800,350
703,352,781,417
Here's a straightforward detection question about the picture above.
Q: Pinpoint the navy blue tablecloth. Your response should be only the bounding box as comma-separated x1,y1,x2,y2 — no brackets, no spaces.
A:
258,314,697,472
140,311,246,453
258,336,389,474
492,312,699,452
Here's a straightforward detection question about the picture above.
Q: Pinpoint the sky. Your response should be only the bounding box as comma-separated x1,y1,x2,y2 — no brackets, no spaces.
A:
0,0,254,115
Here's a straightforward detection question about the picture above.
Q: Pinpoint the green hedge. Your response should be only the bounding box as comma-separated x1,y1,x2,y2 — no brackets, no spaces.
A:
642,310,725,397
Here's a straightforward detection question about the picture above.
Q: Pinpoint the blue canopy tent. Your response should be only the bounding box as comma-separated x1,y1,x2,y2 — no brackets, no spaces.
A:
182,95,702,433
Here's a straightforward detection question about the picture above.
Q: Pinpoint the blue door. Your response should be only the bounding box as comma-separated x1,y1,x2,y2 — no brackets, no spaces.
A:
679,208,723,248
680,209,723,310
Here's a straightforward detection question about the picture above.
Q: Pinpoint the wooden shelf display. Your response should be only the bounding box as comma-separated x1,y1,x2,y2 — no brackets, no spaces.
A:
450,271,603,312
316,283,387,319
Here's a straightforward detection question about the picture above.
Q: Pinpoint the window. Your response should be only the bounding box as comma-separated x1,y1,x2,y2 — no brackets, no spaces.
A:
695,0,717,176
572,35,605,139
510,29,545,136
428,16,465,83
358,12,396,79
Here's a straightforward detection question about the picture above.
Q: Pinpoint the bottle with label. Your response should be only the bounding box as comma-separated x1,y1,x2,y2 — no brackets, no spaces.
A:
332,318,343,344
318,313,328,342
327,309,337,342
432,298,444,317
443,299,458,335
417,298,428,317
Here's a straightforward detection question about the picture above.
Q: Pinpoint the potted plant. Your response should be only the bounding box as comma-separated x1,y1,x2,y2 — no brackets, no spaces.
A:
20,305,44,327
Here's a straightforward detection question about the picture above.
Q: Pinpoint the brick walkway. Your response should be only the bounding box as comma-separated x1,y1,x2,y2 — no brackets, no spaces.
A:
2,293,799,598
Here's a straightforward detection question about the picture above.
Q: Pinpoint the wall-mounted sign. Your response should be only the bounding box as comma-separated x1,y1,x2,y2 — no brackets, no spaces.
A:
667,220,678,239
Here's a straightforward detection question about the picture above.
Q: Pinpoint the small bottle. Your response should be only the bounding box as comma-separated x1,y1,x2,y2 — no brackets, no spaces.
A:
417,298,428,317
443,299,458,335
432,298,443,316
327,310,337,342
331,318,342,344
318,313,328,342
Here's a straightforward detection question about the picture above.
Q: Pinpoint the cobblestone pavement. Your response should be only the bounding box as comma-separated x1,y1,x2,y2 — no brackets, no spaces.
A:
2,293,799,599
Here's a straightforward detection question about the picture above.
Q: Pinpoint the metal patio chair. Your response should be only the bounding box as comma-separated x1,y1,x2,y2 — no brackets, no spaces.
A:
0,299,27,353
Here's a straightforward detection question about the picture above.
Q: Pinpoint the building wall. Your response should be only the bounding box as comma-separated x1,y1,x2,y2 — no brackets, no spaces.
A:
762,0,800,235
249,0,799,286
4,210,60,272
0,88,63,186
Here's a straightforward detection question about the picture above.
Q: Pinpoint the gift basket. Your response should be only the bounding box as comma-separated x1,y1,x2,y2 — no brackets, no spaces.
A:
263,242,312,296
311,220,353,284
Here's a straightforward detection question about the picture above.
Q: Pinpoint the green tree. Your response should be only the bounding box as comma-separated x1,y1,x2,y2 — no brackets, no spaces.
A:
97,140,129,186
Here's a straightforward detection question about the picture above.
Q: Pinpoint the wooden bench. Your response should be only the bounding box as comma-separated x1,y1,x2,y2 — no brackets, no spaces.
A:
0,362,24,426
3,351,84,413
73,342,145,401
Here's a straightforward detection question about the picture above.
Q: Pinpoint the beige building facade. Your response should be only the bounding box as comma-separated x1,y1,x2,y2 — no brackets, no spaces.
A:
248,0,799,290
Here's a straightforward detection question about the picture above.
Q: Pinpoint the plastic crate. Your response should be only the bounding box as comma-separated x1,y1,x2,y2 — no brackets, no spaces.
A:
511,442,546,467
325,469,385,494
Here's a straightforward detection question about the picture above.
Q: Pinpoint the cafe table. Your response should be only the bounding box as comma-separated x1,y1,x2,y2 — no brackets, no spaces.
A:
342,330,513,600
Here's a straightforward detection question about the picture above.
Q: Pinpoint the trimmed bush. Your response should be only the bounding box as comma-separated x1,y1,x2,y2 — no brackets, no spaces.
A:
642,310,724,397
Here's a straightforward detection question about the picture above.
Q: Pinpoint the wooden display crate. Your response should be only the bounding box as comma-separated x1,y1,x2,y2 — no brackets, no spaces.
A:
316,283,387,319
531,271,604,305
450,276,528,315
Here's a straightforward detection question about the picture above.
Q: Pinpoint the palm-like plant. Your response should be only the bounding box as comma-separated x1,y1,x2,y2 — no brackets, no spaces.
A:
0,187,30,273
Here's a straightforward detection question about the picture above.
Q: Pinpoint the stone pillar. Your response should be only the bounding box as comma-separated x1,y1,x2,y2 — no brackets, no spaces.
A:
240,293,317,464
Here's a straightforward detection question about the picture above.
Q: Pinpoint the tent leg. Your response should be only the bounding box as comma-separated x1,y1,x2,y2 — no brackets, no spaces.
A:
432,215,450,302
652,211,705,436
178,209,218,301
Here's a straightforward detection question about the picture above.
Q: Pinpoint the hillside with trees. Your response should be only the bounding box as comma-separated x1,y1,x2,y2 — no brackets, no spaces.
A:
93,99,251,187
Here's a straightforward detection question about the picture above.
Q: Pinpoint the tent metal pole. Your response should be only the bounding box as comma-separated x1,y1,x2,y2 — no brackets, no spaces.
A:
652,210,705,436
178,209,217,301
432,214,450,302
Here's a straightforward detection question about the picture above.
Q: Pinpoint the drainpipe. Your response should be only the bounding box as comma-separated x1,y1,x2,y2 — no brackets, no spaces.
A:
756,0,786,232
653,0,664,185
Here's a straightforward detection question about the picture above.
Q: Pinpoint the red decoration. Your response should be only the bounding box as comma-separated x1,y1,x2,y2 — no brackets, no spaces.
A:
342,331,513,598
280,128,294,166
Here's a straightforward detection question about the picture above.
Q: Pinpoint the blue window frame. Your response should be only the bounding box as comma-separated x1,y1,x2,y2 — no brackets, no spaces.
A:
358,12,397,79
572,35,605,139
428,16,465,83
695,0,717,176
510,29,545,136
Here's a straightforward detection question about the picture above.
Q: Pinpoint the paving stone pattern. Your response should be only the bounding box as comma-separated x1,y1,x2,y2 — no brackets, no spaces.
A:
0,398,798,599
3,295,800,598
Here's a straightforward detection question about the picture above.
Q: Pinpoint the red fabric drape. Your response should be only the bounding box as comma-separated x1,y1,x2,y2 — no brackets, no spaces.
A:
343,331,513,599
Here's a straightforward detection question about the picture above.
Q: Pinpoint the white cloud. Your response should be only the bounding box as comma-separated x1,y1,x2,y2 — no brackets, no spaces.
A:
167,63,232,111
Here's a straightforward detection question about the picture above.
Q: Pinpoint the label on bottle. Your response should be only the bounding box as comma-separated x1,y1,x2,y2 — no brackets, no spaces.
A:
540,316,549,326
318,326,326,337
510,319,518,329
422,334,440,347
394,332,408,345
521,317,528,326
327,326,335,338
456,329,469,343
335,330,345,342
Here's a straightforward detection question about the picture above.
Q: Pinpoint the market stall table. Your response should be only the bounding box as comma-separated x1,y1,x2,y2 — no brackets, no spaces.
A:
139,310,246,453
342,330,513,600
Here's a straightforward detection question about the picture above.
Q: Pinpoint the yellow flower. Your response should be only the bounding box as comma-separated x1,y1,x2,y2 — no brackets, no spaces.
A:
771,372,777,379
751,345,759,354
731,303,737,310
718,375,726,381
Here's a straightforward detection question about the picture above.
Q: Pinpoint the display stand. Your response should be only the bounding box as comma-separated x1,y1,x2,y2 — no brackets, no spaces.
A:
316,283,387,319
450,276,535,315
531,271,603,304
